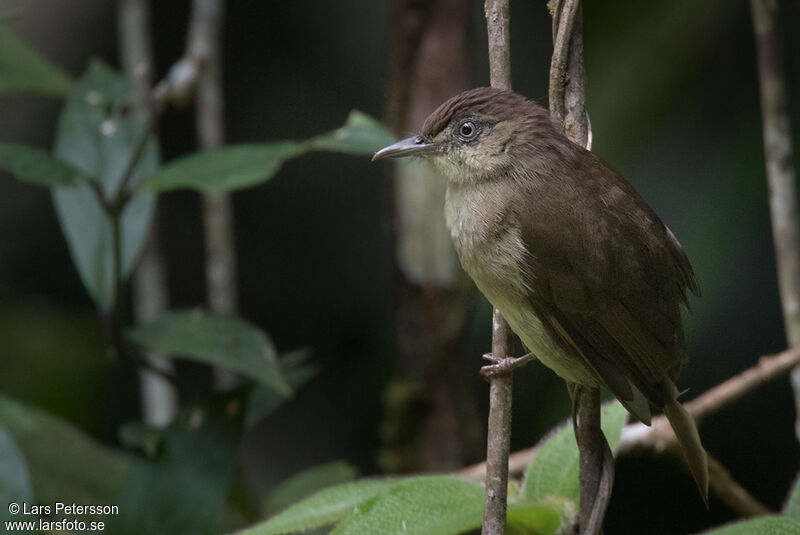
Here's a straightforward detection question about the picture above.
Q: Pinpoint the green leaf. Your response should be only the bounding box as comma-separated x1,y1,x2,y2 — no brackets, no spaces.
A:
264,461,359,516
109,389,246,535
145,142,304,193
118,421,163,459
784,474,800,523
0,144,88,187
332,476,484,535
506,504,561,535
127,309,291,396
309,110,396,155
703,515,800,535
523,400,627,505
0,25,71,96
246,350,317,428
144,111,393,193
239,479,404,535
0,392,245,534
0,425,33,522
0,394,135,506
52,60,157,309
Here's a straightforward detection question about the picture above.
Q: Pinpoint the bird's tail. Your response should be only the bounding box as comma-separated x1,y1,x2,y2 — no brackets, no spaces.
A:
663,379,709,508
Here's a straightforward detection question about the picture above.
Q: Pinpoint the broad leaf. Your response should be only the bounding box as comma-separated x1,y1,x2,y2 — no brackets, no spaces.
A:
0,425,33,522
308,111,396,155
109,390,246,535
52,60,157,309
0,394,134,507
0,25,71,96
144,111,394,193
239,479,403,535
703,515,800,534
127,309,291,396
145,142,304,193
506,504,561,535
0,144,88,187
246,350,317,428
523,400,627,505
785,475,800,524
118,421,163,459
332,476,484,535
264,462,358,516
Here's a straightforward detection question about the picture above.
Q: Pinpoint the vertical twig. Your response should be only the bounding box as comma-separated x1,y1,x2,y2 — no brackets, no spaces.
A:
550,2,610,532
750,0,800,441
570,385,612,534
116,0,178,427
482,1,513,533
483,309,513,535
189,0,238,389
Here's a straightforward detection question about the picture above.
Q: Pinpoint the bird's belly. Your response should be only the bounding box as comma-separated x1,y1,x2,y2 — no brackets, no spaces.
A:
445,186,597,385
476,276,599,386
464,246,599,386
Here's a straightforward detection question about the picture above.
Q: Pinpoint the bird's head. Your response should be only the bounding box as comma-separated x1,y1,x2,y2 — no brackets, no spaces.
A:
373,87,558,184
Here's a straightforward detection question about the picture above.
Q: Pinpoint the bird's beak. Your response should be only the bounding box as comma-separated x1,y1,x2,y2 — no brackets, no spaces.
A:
372,135,437,161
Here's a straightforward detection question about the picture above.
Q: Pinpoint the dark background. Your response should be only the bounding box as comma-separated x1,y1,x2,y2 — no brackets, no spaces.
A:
1,0,799,533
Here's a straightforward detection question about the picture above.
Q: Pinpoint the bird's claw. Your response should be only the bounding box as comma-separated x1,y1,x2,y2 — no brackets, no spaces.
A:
480,352,535,378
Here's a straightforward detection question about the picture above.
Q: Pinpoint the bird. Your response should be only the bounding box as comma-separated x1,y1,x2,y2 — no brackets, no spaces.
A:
372,86,708,504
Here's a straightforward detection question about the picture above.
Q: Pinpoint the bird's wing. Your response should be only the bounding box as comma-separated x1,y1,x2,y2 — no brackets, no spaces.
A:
515,152,698,424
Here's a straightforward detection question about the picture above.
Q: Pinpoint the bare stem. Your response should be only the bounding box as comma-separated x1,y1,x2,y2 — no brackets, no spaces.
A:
482,1,514,532
116,0,177,426
485,0,511,91
483,310,513,535
110,209,124,354
549,1,607,531
571,385,612,535
708,455,771,517
188,0,239,390
548,0,581,132
750,0,800,442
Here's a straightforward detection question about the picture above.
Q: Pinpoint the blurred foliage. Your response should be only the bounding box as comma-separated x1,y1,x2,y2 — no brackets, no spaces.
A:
52,60,158,309
242,403,627,534
703,515,800,535
262,461,358,516
0,24,71,96
128,309,292,396
0,1,799,534
0,25,400,535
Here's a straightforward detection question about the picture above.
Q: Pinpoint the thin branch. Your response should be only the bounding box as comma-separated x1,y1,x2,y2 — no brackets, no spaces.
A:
460,347,800,516
116,0,177,427
482,1,514,532
685,346,800,424
485,0,511,91
483,310,513,535
550,2,608,531
188,0,239,390
572,385,613,535
708,455,771,517
750,0,800,442
547,0,580,132
149,0,220,116
112,119,153,206
109,210,124,353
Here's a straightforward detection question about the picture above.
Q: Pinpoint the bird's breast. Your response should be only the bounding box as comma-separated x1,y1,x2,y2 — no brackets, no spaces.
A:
443,183,599,386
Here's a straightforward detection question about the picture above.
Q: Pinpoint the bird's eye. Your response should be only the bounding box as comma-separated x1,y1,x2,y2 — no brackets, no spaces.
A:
458,121,477,140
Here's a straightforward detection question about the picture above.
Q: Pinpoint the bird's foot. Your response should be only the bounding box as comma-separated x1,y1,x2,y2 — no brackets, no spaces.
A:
480,352,536,378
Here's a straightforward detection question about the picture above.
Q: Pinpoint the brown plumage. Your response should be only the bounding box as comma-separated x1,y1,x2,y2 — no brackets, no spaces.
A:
373,87,708,504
